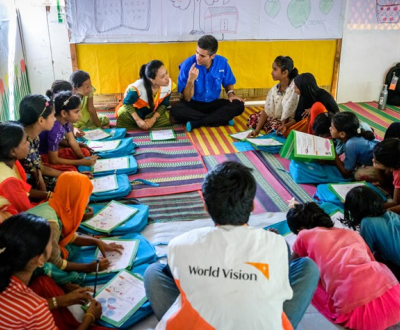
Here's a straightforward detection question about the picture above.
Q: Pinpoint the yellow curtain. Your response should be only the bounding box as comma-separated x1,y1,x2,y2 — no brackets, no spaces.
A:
76,40,337,94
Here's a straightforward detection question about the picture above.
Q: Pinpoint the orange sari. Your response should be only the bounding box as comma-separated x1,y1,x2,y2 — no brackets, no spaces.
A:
284,102,328,137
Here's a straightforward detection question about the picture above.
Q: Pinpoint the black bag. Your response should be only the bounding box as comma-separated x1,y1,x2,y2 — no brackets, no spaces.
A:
385,63,400,106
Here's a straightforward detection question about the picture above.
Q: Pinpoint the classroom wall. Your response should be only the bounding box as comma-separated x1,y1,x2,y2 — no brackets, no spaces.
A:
16,0,71,94
336,1,400,103
18,1,400,103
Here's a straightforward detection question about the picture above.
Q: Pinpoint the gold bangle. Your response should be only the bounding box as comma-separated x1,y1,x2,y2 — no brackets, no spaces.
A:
46,191,52,201
52,297,58,309
84,312,95,324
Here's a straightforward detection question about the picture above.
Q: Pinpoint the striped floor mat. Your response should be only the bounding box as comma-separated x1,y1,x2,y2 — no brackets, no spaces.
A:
203,151,312,214
252,150,316,202
339,101,400,139
137,191,209,224
126,126,207,198
186,106,261,156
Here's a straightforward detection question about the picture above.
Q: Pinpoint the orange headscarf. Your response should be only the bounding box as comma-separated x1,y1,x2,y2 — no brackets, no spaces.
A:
49,172,93,258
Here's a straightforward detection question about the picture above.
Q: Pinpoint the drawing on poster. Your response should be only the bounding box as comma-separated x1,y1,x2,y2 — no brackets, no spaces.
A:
67,0,345,42
205,6,238,33
94,0,151,33
170,0,232,34
287,0,311,28
264,0,281,18
320,0,334,14
376,0,400,23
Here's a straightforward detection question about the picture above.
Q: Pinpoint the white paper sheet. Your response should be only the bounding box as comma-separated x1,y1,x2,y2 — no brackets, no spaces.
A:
83,201,138,232
96,239,139,273
247,138,283,146
96,270,147,326
330,211,346,229
91,175,118,193
230,129,255,141
150,129,175,141
83,128,111,140
87,140,121,152
93,157,129,173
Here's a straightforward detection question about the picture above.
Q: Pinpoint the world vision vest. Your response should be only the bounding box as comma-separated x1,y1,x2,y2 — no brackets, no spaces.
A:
126,78,173,111
157,225,294,330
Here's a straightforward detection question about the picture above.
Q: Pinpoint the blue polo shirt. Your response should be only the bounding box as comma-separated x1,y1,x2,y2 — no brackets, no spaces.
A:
178,55,236,103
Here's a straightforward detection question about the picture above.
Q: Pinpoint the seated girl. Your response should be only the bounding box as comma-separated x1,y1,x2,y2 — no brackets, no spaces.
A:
39,91,97,172
19,94,62,191
373,138,400,213
312,112,374,155
330,111,378,181
50,79,73,94
0,213,103,330
343,186,400,277
70,70,109,129
287,202,400,330
0,122,50,218
247,56,299,137
279,73,339,137
116,60,175,130
27,172,122,285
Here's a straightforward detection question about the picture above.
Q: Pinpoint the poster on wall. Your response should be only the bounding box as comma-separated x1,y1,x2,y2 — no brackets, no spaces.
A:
66,0,346,43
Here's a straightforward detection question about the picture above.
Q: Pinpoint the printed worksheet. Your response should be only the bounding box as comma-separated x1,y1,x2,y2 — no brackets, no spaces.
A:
150,129,176,141
295,131,333,157
230,129,256,141
95,239,139,273
247,138,283,146
95,270,147,327
93,157,129,173
330,211,346,228
91,175,118,193
83,128,111,140
329,182,367,202
82,201,138,233
87,140,121,152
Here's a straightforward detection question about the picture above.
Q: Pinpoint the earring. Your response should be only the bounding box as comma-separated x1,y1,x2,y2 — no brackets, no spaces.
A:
38,263,44,268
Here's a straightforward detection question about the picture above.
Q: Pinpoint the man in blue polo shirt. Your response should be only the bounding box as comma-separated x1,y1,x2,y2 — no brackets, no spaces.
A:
170,35,245,132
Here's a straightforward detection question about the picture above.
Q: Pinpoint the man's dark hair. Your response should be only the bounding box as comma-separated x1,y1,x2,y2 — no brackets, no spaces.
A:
202,161,256,226
198,35,218,55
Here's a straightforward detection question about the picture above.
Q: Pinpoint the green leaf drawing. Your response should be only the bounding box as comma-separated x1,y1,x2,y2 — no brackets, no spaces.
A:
265,0,281,18
320,0,334,15
287,0,311,28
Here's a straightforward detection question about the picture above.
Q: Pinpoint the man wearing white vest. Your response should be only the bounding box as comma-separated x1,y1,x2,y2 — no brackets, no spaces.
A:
144,162,319,329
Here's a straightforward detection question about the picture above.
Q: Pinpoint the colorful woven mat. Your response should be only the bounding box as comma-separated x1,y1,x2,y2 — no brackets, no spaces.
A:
203,151,300,214
339,101,400,140
126,126,207,198
186,106,262,156
137,191,209,224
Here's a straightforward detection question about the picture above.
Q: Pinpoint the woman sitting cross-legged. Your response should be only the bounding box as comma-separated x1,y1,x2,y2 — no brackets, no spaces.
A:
116,60,175,130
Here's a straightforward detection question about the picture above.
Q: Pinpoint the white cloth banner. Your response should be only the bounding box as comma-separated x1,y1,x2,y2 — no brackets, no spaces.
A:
67,0,346,43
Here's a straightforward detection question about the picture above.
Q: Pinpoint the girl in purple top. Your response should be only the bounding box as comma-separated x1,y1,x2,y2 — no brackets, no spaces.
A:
39,91,97,172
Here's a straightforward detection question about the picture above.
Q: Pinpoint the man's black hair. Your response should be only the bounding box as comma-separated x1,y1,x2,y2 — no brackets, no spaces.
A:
202,161,256,226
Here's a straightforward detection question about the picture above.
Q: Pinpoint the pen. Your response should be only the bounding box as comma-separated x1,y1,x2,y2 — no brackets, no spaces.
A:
93,259,100,297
